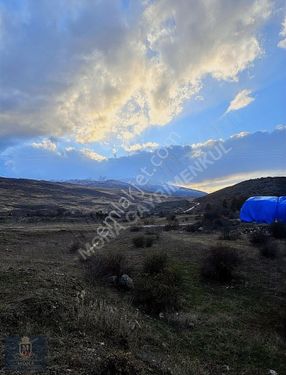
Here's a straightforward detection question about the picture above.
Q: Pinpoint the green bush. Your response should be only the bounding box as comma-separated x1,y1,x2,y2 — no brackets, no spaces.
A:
201,246,241,283
270,222,286,239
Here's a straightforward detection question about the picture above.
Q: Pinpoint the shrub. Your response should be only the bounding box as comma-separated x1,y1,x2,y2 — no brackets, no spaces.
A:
166,214,176,221
132,235,155,248
164,222,179,231
69,240,81,253
143,252,168,275
203,210,220,222
260,242,279,259
145,237,154,248
132,236,145,248
270,222,286,239
185,222,202,233
135,265,183,313
98,351,138,375
87,252,130,282
249,231,269,246
129,226,142,232
201,246,241,283
219,227,238,241
134,253,183,313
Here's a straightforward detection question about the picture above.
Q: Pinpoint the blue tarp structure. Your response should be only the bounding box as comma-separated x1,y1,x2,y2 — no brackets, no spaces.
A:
240,196,286,224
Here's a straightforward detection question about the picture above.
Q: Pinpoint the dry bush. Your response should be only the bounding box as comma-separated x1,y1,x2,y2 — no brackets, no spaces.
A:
132,236,145,248
164,222,179,231
259,241,279,259
144,237,154,248
87,252,130,282
201,245,241,283
129,226,142,232
249,231,269,246
98,351,141,375
135,268,183,314
69,240,81,253
75,298,144,349
143,252,168,275
135,253,183,313
219,227,239,241
132,235,155,248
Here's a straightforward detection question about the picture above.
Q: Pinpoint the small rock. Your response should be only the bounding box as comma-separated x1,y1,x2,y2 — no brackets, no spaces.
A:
118,274,134,289
268,370,278,375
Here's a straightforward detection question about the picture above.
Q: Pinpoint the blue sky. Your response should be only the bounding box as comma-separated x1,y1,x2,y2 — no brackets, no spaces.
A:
0,0,285,191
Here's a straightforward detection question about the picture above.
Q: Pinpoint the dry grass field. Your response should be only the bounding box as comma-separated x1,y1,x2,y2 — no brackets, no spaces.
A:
0,213,285,374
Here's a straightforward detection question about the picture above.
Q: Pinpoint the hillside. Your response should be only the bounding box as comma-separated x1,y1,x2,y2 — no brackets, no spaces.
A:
66,179,206,198
0,177,191,222
196,177,286,207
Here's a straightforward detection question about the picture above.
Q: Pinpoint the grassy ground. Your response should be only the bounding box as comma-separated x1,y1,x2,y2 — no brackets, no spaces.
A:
0,219,285,374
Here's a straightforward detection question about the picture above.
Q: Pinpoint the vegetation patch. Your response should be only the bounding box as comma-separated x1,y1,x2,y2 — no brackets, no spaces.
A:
135,253,184,313
201,245,241,283
271,222,286,239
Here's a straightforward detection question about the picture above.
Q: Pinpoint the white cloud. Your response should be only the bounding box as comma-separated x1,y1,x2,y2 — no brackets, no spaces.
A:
230,131,250,139
32,139,57,152
190,139,223,157
226,89,255,113
124,142,159,153
278,16,286,49
276,124,286,131
0,0,272,142
80,148,106,162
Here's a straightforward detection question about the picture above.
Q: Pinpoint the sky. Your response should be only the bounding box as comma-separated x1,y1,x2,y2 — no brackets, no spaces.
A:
0,0,285,192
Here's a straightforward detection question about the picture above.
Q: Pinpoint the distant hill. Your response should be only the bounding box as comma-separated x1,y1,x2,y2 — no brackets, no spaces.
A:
0,176,192,222
196,177,286,208
66,179,206,198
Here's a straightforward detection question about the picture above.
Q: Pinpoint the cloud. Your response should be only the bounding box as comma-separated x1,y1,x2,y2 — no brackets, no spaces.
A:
230,131,250,139
226,89,255,113
190,139,223,158
32,139,57,152
190,169,286,193
0,0,272,143
2,128,285,193
123,142,159,153
80,148,106,161
278,16,286,49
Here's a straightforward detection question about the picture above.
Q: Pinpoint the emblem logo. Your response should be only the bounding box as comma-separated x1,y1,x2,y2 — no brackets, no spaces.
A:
19,336,33,359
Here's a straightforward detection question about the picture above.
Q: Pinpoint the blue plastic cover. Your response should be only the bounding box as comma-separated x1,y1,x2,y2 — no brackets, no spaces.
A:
240,196,286,224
